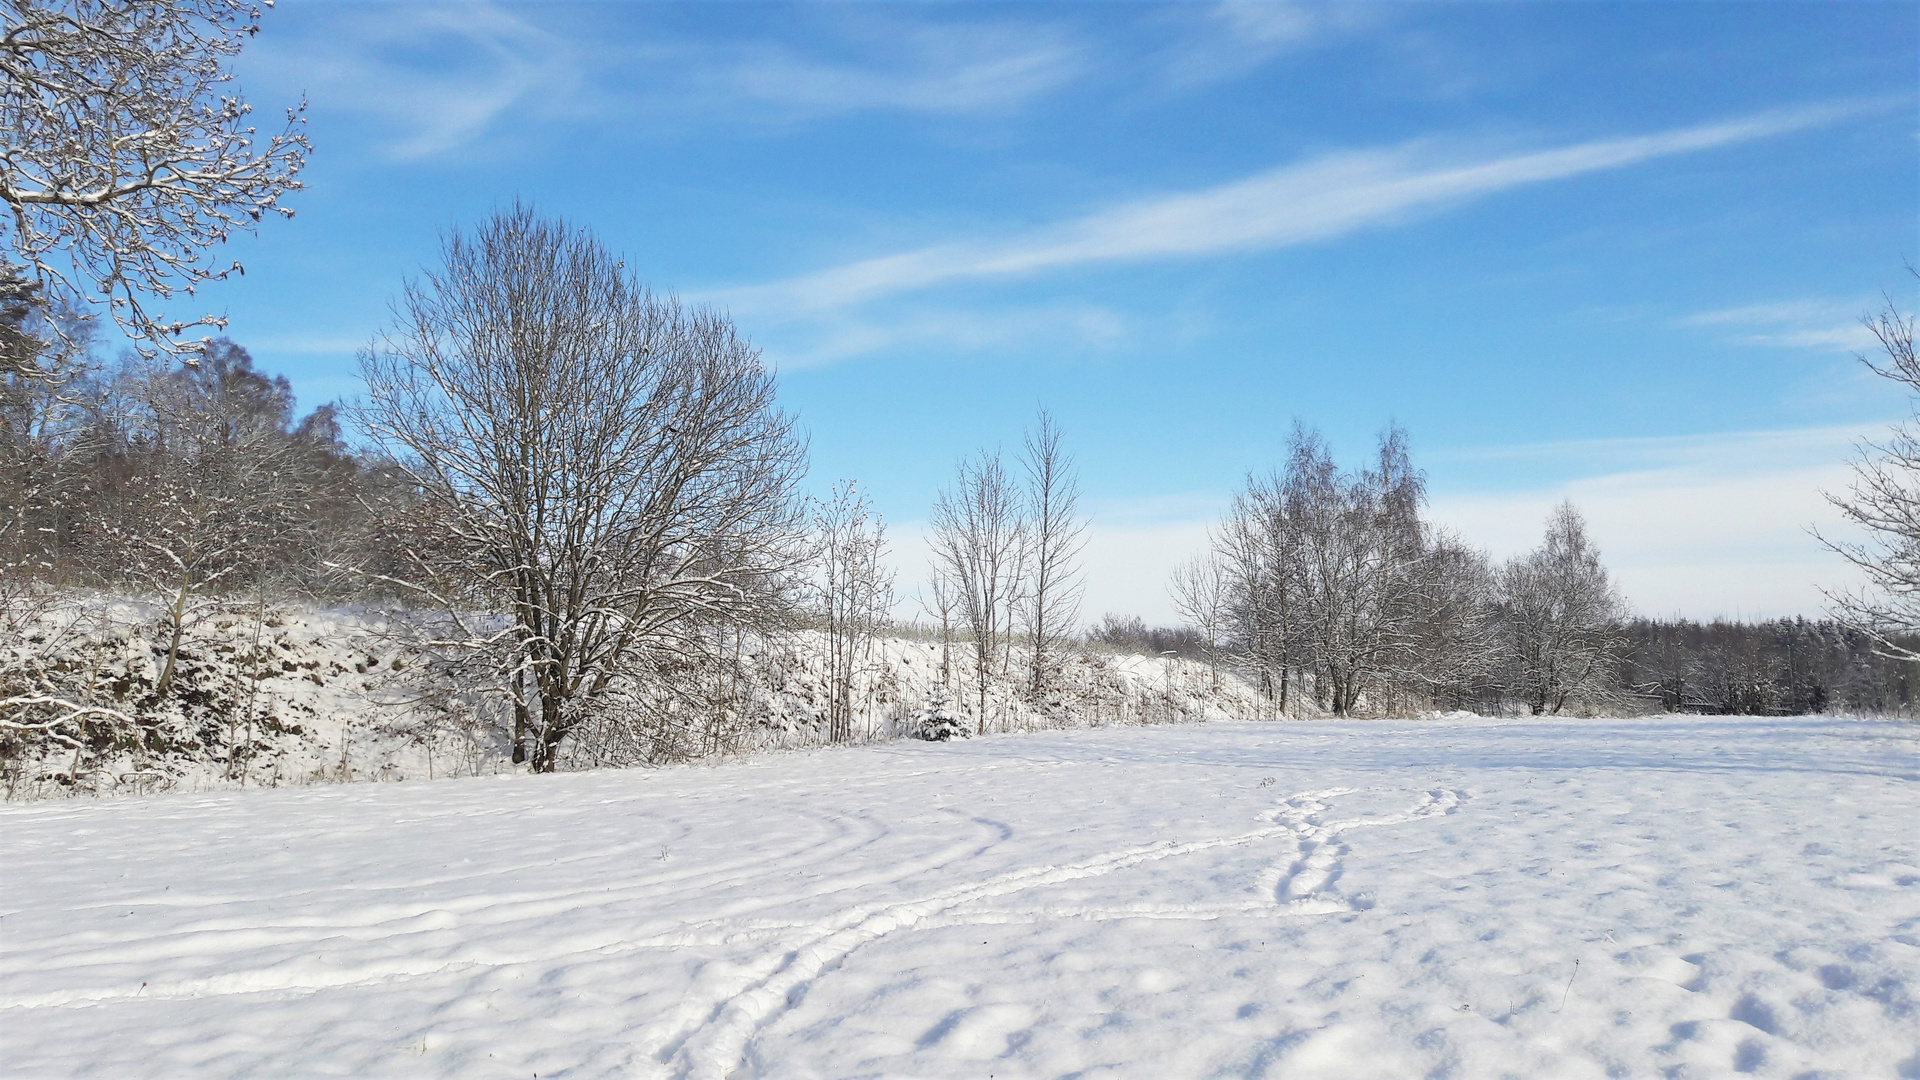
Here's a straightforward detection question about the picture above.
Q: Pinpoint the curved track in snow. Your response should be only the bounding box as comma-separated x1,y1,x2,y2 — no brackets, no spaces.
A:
2,715,1915,1079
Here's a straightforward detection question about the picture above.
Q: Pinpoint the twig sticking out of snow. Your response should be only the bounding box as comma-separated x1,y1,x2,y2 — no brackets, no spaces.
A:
1556,957,1580,1012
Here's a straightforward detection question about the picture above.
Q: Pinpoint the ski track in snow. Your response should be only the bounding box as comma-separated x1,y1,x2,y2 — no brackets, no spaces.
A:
2,714,1917,1079
658,787,1461,1079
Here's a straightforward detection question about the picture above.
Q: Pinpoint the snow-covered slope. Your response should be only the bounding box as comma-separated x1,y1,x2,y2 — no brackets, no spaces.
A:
3,713,1914,1078
5,603,1260,800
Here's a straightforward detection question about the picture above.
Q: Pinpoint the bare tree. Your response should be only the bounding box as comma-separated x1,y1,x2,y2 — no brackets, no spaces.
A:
921,571,957,688
0,584,131,776
1822,277,1920,657
356,206,807,772
928,449,1027,734
1495,502,1623,715
811,480,894,743
1017,409,1085,703
1,0,309,357
1204,424,1432,717
104,446,292,697
1287,426,1429,716
1214,477,1290,713
1169,552,1228,691
1395,529,1505,711
88,343,311,697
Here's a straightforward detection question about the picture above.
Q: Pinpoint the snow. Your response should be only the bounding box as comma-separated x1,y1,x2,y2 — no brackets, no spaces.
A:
3,713,1916,1078
6,603,1259,800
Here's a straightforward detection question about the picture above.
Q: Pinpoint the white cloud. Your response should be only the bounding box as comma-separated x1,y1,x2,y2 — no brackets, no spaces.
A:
723,100,1880,315
1433,425,1873,619
1682,297,1880,353
1157,1,1383,86
1427,423,1884,474
1431,463,1859,621
758,303,1127,371
235,333,371,356
671,21,1084,119
251,2,578,161
881,512,1213,629
253,4,1084,159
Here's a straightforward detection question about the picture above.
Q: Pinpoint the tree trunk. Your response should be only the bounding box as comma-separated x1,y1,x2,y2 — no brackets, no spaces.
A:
154,580,192,699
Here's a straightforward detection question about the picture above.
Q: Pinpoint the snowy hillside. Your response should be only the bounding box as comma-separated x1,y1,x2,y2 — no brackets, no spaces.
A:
3,603,1261,801
3,713,1915,1078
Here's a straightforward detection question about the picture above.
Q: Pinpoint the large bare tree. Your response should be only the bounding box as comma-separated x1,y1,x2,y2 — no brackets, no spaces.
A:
1204,424,1445,717
1290,426,1429,716
358,206,808,772
1,0,308,360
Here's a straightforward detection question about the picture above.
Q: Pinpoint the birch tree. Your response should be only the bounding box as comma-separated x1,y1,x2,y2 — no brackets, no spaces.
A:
811,480,894,743
929,449,1027,734
1207,424,1432,716
1215,478,1292,711
1495,502,1623,715
1017,409,1084,702
1,0,309,358
1397,530,1505,711
357,206,807,772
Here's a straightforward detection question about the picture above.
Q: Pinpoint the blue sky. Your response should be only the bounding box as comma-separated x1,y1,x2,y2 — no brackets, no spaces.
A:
204,1,1915,623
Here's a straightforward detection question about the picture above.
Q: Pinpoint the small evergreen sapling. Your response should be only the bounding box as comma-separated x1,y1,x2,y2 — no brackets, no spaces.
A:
913,688,968,742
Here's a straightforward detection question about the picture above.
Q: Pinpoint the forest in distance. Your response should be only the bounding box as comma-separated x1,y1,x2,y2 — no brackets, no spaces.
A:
4,207,1917,798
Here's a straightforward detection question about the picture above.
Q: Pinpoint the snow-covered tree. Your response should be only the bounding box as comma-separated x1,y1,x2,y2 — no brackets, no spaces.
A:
357,205,808,772
810,480,894,743
912,686,967,742
1169,553,1229,692
1821,278,1920,658
1495,502,1623,715
1,0,309,357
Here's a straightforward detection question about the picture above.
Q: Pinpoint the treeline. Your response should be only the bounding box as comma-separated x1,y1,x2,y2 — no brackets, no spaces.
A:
1619,618,1918,716
4,212,1909,788
3,335,378,587
1165,425,1621,718
1153,424,1919,719
1,326,399,674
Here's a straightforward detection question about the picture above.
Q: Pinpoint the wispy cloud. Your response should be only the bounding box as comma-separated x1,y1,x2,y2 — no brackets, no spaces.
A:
723,100,1882,315
253,3,1084,159
660,19,1084,120
1427,423,1884,474
252,2,578,161
761,303,1128,372
1683,298,1879,352
1158,1,1384,86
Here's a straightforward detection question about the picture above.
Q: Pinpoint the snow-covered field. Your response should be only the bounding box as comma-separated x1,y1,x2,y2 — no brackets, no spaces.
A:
3,713,1916,1079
